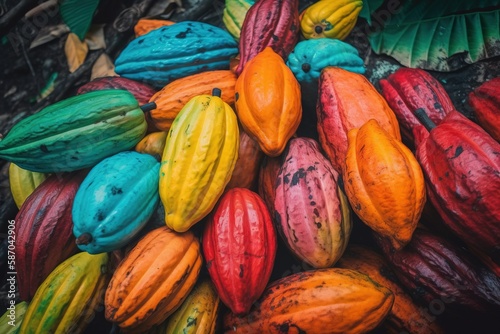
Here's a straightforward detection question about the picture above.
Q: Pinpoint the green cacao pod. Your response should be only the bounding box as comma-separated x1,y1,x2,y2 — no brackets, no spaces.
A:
0,301,28,334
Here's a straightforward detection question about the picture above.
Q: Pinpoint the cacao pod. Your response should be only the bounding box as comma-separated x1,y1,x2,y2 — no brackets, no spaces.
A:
133,19,175,37
223,0,255,40
0,301,27,334
317,67,401,172
343,119,426,250
235,47,302,157
236,0,300,75
15,171,85,301
8,162,48,209
468,76,500,142
274,137,352,268
203,188,276,315
257,155,282,213
223,268,394,333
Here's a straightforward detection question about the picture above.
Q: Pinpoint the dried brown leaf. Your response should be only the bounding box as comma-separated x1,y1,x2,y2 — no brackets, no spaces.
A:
64,33,89,73
25,0,58,19
91,53,117,80
30,24,70,49
85,24,106,50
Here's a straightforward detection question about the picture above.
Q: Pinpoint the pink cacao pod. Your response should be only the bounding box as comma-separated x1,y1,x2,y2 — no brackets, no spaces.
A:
202,188,277,315
274,137,352,268
235,0,300,75
15,171,86,301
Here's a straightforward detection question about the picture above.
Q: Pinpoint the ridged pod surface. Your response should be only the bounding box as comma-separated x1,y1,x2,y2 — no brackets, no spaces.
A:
134,131,167,161
257,155,282,213
0,301,27,334
159,92,239,232
0,90,146,173
236,0,300,75
223,268,394,333
235,47,302,157
414,111,500,261
300,0,363,40
343,119,426,250
223,0,255,40
377,228,500,314
20,252,109,334
133,19,175,37
286,38,365,83
149,70,237,131
72,151,160,254
105,227,202,332
274,138,352,268
203,188,276,315
8,162,48,208
150,280,220,334
317,66,401,172
337,245,444,334
469,76,500,142
15,171,85,301
379,68,455,141
114,21,238,88
225,127,263,190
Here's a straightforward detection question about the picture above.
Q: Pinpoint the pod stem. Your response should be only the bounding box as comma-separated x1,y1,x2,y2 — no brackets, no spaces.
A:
414,108,437,131
76,233,92,245
140,102,157,113
212,88,222,97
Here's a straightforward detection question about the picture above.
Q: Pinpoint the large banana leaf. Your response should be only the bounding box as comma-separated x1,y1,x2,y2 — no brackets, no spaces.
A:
366,0,500,71
60,0,100,40
359,0,384,25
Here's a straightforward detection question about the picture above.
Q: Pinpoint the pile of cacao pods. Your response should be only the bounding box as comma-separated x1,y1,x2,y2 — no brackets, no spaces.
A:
1,0,500,333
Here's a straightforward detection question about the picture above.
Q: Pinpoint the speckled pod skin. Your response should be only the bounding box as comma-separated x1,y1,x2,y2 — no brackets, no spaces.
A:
114,21,238,88
72,151,159,254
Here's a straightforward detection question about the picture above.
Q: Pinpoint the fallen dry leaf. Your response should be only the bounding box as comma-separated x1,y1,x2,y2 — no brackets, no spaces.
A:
25,0,58,18
30,24,70,49
85,24,106,50
65,32,89,73
91,53,117,80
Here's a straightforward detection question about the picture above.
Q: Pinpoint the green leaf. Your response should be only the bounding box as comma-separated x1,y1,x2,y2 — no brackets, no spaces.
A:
359,0,385,25
368,0,500,71
60,0,100,40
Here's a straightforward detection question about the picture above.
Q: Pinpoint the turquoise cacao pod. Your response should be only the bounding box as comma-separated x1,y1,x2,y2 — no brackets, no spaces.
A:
114,21,238,88
286,38,365,83
72,151,160,254
0,90,146,173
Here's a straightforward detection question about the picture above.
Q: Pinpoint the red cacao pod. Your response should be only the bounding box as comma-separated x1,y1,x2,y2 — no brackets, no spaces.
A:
377,227,500,314
202,188,277,315
413,110,500,262
235,0,300,75
77,76,158,132
468,76,500,142
380,68,455,142
257,155,282,213
15,171,86,301
274,138,352,268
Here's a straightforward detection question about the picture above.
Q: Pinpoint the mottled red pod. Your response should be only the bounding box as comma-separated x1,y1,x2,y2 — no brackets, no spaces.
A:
469,76,500,142
414,110,500,262
15,171,86,301
257,155,282,213
380,68,455,141
274,138,352,268
236,0,300,75
202,188,277,315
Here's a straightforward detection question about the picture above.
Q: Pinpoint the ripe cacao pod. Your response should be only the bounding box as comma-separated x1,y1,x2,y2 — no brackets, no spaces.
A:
235,47,302,157
0,90,147,173
72,151,160,254
274,138,352,268
236,0,300,75
114,21,238,88
317,67,401,172
414,110,500,262
159,90,239,232
379,67,455,142
0,301,27,334
8,162,48,208
300,0,362,40
20,252,109,334
225,127,263,190
203,188,276,315
223,268,394,333
468,76,500,142
337,244,444,334
134,131,167,161
149,70,237,131
105,227,203,332
377,227,500,314
15,171,85,301
133,19,175,37
223,0,255,40
343,119,426,250
156,280,220,334
257,155,282,213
